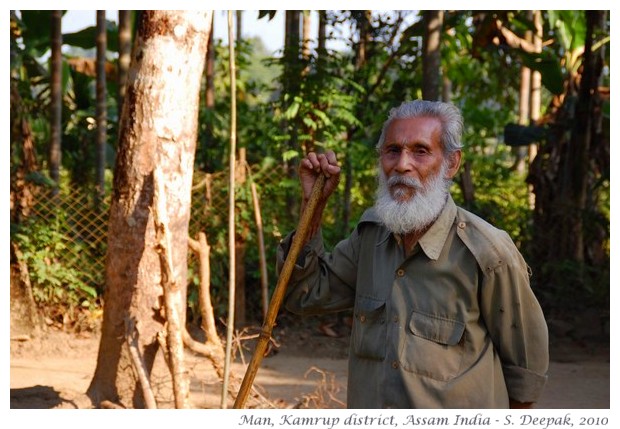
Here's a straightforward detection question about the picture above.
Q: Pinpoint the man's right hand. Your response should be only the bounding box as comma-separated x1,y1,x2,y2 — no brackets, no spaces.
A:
299,150,341,205
298,151,341,239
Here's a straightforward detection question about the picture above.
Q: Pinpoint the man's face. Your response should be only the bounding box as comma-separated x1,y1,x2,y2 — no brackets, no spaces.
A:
379,116,454,202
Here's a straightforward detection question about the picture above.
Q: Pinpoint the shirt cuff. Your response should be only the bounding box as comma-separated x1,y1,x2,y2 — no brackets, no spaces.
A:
503,364,548,403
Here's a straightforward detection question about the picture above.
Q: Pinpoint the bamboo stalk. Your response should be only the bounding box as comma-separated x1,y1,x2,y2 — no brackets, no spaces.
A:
250,182,269,319
222,9,237,409
233,174,327,409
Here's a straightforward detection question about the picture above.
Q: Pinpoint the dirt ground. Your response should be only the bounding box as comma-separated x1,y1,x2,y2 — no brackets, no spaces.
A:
9,313,610,410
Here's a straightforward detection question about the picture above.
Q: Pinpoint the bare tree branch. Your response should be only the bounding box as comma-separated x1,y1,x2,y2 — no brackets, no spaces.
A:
125,318,157,409
153,168,190,409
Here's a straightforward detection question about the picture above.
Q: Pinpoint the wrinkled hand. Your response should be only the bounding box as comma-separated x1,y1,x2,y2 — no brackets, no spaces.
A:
298,151,341,240
299,151,341,205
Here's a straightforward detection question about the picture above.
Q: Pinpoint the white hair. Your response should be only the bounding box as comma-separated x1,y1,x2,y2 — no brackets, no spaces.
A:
376,100,464,155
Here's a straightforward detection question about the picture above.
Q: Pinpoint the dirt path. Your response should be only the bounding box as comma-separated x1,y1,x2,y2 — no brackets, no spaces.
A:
9,322,609,409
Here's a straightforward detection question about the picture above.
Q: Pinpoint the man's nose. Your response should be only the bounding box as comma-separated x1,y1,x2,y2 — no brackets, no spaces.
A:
394,149,413,173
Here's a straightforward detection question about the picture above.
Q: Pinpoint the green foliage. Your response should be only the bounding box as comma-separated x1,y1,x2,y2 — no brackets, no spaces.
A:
13,214,98,314
452,147,532,245
537,258,609,317
519,51,564,95
17,10,60,58
12,11,119,193
62,20,120,52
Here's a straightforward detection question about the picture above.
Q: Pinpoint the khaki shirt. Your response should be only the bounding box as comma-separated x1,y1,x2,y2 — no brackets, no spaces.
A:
279,195,549,408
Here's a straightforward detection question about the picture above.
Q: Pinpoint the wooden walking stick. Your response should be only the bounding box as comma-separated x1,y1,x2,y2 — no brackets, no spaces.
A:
233,173,327,409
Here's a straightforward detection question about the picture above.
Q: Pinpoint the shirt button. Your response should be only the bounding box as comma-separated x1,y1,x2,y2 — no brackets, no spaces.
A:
359,315,366,323
396,269,405,277
391,361,399,369
458,221,466,229
393,315,399,323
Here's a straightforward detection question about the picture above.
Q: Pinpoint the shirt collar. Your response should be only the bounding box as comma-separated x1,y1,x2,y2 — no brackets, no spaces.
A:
417,194,457,260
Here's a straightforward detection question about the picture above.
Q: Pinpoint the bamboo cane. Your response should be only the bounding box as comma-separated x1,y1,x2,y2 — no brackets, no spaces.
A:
233,173,327,409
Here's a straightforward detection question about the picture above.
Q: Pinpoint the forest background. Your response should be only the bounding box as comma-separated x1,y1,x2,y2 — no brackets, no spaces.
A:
9,9,610,409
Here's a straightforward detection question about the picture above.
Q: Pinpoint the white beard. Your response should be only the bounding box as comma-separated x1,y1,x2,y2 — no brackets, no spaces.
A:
374,164,451,235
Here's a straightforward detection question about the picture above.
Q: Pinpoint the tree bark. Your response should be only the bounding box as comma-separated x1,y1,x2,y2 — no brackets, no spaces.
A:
87,10,212,408
205,13,215,110
283,11,301,218
512,11,532,174
422,10,444,101
153,168,191,408
49,11,62,193
96,11,107,199
117,10,133,114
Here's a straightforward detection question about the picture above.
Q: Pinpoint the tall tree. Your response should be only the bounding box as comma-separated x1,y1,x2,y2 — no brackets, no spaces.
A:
284,9,301,151
205,13,215,111
422,10,444,101
49,10,62,193
117,10,133,114
87,10,213,408
343,10,372,231
317,10,326,64
513,11,533,174
302,11,312,76
95,11,107,198
528,10,543,178
283,10,302,218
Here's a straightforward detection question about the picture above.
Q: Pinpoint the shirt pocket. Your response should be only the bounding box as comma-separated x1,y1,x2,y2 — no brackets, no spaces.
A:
399,310,465,381
352,297,387,361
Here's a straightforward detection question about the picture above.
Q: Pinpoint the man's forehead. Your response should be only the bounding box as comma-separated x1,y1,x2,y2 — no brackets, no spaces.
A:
384,116,442,142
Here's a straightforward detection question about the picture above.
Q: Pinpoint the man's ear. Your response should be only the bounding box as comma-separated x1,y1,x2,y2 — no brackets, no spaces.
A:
445,150,462,179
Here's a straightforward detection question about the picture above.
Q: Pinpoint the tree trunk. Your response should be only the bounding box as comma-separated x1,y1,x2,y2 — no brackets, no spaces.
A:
283,11,301,218
528,9,542,210
87,10,212,409
236,10,243,41
318,11,326,53
512,11,532,174
205,13,215,110
302,11,311,76
422,10,443,101
117,10,133,114
342,11,371,232
49,10,62,193
96,11,107,199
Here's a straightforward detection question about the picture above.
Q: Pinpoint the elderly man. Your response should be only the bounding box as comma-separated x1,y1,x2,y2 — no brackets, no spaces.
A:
278,100,549,409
